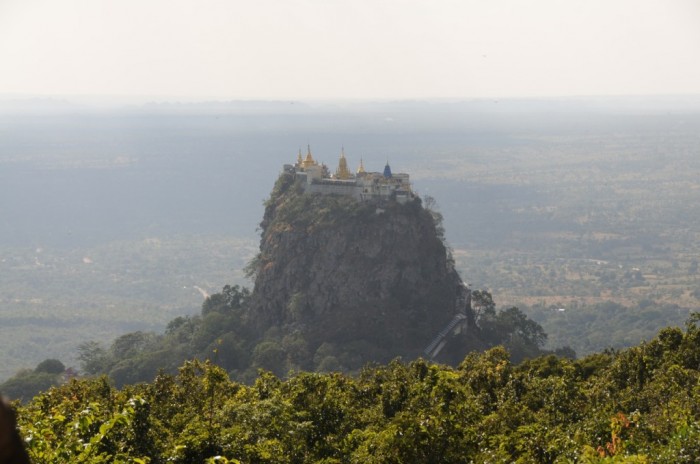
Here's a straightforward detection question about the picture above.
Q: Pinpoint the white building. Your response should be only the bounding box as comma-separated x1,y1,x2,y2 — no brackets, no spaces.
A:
286,146,413,204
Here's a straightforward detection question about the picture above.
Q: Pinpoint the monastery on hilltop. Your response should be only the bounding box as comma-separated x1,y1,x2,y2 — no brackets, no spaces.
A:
284,146,413,204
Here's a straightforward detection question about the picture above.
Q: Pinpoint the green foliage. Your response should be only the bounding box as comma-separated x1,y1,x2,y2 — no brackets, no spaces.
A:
423,195,446,241
1,358,67,402
13,318,700,462
73,283,552,388
447,290,551,364
34,359,66,375
202,285,250,317
265,178,371,235
1,370,60,403
252,341,287,377
76,284,255,387
78,341,112,376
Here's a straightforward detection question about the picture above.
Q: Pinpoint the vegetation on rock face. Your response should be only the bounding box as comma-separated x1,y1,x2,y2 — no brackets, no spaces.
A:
12,316,700,463
249,173,470,364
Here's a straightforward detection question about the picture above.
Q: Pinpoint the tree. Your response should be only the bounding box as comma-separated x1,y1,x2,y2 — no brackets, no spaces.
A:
111,331,158,360
201,284,250,316
423,195,445,240
252,341,287,377
497,306,547,348
12,317,700,462
0,369,59,402
34,358,65,375
77,341,111,375
471,289,496,323
469,290,549,362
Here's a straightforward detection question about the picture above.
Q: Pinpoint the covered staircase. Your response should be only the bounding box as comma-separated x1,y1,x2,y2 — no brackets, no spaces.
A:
423,313,467,359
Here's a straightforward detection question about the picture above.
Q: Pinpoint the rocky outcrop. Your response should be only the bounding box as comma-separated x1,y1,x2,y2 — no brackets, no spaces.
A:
247,173,474,364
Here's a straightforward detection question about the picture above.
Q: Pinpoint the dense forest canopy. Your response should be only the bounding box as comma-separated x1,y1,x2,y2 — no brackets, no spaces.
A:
10,315,700,463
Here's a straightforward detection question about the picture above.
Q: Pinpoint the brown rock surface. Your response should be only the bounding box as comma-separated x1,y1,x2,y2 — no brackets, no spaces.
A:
247,173,472,362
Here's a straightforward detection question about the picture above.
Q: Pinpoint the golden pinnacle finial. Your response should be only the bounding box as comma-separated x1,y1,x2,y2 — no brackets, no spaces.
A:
336,147,351,179
357,157,366,174
302,145,317,168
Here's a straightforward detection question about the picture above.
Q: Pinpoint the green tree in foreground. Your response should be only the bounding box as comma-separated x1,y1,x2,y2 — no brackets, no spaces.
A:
12,314,700,463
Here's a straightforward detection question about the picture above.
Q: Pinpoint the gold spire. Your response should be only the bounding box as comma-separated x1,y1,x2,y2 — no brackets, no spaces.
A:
296,148,303,166
357,157,366,174
335,147,351,179
302,144,317,169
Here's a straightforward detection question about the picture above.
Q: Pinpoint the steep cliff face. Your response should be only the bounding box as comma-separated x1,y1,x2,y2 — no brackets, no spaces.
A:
247,173,471,363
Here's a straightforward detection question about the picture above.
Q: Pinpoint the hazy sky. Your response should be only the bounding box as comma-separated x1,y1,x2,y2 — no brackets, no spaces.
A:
1,0,699,101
